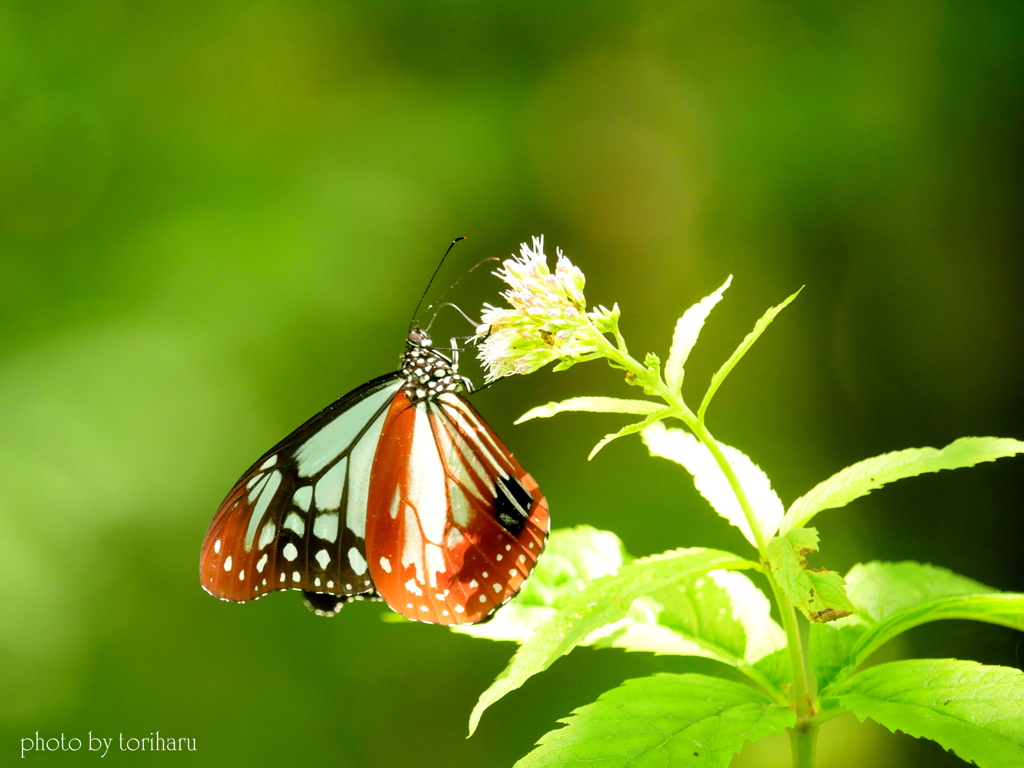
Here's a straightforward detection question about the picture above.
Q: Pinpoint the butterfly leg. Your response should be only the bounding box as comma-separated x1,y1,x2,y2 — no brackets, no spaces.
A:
449,336,477,394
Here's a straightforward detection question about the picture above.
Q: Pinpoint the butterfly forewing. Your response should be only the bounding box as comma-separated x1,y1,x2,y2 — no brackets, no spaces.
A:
365,390,549,625
200,374,403,602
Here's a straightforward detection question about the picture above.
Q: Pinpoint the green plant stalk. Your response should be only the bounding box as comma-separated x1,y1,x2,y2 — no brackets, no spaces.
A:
789,722,818,768
689,419,815,726
589,325,818,751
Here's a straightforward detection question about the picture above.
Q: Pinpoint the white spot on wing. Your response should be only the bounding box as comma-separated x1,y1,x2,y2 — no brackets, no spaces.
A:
238,570,245,580
223,556,233,572
315,457,348,512
213,539,221,554
293,485,313,512
315,549,331,569
258,522,276,550
348,548,368,575
259,455,278,470
405,579,423,595
283,512,306,536
256,553,268,573
282,543,298,561
380,556,392,573
313,513,339,543
292,571,301,582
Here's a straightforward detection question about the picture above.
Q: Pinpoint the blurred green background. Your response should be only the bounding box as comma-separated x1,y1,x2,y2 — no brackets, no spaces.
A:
2,1,1022,765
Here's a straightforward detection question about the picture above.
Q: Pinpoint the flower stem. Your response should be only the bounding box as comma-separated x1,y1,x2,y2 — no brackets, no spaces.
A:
789,721,818,768
590,324,818,762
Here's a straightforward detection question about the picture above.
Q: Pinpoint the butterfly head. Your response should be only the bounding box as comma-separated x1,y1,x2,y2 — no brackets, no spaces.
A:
402,329,463,402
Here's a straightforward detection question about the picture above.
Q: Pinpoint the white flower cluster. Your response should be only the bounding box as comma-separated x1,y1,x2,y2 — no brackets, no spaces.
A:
476,236,618,380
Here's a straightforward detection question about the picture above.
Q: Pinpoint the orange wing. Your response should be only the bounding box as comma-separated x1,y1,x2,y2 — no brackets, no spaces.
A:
365,391,549,625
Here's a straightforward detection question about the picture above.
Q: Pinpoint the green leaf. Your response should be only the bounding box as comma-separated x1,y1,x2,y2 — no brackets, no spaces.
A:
782,437,1024,533
766,529,854,623
456,530,786,700
643,421,784,547
844,561,995,624
809,623,866,693
646,570,786,665
468,548,759,735
835,659,1024,768
516,673,794,768
589,407,675,460
751,648,794,693
812,562,1024,692
587,570,788,701
697,286,802,422
454,526,629,642
665,275,732,393
516,397,664,424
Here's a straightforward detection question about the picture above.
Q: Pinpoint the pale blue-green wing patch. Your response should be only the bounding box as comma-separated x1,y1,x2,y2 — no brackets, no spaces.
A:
199,373,403,606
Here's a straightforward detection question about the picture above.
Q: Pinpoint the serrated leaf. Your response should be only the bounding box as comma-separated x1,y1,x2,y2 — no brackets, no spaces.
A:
766,530,854,623
468,548,759,735
845,561,995,624
455,529,786,701
454,526,628,642
782,437,1024,533
835,659,1024,768
665,276,732,393
516,397,664,424
516,673,794,768
652,570,787,665
642,422,784,547
697,287,802,421
589,407,674,460
812,562,1024,693
587,570,788,700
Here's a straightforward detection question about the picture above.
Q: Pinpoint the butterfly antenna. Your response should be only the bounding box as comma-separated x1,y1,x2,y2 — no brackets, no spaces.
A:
426,302,479,333
417,256,500,328
410,237,466,331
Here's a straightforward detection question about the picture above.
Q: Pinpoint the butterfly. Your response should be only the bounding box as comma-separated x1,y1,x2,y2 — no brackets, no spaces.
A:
199,325,549,625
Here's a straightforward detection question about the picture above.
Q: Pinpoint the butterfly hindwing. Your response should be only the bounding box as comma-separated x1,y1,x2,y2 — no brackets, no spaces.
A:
365,390,549,625
199,374,403,603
